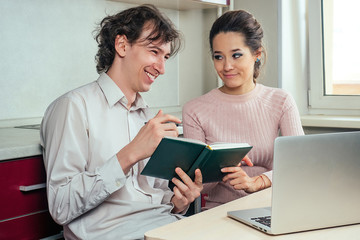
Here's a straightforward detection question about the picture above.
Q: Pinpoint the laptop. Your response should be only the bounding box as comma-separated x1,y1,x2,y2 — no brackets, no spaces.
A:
227,131,360,235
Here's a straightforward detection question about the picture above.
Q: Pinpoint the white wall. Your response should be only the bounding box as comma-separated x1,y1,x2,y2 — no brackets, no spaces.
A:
179,8,219,106
279,0,308,115
0,0,119,121
233,0,279,88
0,0,185,124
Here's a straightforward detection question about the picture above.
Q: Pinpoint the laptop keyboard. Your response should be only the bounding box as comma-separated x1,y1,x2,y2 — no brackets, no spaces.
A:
251,216,271,227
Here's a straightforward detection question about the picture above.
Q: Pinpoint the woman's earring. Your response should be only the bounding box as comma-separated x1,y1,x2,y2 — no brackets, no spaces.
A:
256,58,260,63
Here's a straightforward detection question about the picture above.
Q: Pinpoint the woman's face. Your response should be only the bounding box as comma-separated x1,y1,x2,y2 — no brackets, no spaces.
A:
212,32,259,95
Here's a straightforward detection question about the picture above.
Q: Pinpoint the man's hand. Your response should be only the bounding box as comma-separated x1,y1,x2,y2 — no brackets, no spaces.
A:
117,110,181,173
170,168,203,214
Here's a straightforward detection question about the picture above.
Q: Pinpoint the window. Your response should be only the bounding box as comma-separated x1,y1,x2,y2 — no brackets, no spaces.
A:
308,0,360,113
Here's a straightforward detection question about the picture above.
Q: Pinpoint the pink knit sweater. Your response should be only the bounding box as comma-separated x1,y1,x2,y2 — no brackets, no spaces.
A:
182,84,304,210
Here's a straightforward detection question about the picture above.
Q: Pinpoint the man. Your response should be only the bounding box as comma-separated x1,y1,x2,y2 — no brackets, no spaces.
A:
40,5,202,239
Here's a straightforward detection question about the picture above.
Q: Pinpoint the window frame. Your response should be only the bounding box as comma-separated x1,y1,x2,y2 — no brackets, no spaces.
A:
308,0,360,113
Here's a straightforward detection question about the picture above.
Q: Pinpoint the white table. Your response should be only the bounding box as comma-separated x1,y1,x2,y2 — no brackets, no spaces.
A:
145,188,360,240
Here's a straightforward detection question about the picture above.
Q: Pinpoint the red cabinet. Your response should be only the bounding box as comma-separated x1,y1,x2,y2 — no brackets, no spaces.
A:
0,156,62,240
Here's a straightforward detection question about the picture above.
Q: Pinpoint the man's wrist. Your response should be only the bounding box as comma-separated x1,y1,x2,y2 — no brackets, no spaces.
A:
170,196,184,214
116,144,138,174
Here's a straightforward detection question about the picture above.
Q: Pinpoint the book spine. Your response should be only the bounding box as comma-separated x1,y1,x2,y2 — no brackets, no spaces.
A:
186,148,212,180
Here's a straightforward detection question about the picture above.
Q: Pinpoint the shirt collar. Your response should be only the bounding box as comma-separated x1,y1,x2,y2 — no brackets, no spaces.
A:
97,72,148,110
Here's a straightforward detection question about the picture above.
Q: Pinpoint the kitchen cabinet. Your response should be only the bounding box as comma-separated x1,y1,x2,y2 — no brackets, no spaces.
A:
0,156,63,240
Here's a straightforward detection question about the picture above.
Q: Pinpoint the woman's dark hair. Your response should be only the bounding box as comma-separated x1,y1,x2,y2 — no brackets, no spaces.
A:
209,10,265,80
94,4,182,73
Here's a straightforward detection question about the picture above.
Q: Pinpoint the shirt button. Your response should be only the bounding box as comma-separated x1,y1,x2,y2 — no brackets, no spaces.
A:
116,179,121,187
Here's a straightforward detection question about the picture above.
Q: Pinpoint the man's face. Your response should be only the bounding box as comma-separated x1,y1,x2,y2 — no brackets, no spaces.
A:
122,26,171,95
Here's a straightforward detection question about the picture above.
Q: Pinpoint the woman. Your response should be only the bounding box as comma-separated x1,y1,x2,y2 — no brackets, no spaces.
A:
182,10,304,210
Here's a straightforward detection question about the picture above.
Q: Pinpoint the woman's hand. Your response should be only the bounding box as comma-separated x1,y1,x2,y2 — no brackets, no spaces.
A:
238,155,254,167
221,156,271,193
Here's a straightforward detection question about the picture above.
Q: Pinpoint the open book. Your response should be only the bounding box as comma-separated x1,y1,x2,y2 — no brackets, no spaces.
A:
141,136,253,183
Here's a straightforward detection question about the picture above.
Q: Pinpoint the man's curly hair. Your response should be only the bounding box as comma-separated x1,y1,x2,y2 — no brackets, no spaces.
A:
94,4,182,74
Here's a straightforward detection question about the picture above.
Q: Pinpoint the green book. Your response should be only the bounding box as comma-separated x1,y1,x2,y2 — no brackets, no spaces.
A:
141,136,253,183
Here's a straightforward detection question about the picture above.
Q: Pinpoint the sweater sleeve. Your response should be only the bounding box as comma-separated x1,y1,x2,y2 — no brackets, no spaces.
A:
279,94,304,136
182,102,206,143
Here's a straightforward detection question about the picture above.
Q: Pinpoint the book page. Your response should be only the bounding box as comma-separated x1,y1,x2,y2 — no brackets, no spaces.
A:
164,136,206,146
209,142,251,150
